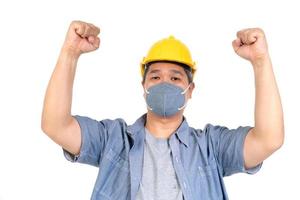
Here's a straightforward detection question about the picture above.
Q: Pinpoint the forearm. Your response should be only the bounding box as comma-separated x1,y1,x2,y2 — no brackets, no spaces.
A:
252,56,284,148
41,47,79,133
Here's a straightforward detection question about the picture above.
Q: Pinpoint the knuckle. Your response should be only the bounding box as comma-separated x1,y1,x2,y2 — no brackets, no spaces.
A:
95,27,100,34
82,23,92,35
87,23,94,27
69,21,100,37
70,20,77,25
86,25,93,35
71,20,81,26
253,28,265,37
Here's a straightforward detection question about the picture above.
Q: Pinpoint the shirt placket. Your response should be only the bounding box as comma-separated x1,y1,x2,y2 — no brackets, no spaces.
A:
169,134,193,200
128,129,145,200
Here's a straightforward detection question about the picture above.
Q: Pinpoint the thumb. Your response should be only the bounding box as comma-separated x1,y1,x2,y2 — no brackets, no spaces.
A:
88,36,100,49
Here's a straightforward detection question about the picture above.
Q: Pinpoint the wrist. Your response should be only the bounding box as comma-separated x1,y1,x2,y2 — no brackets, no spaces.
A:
60,45,81,60
56,46,80,70
251,54,271,68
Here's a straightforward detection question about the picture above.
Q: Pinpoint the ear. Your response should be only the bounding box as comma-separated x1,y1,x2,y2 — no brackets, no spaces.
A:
188,82,195,99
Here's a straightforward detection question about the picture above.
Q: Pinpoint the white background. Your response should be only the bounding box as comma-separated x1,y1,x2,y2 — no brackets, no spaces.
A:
0,0,299,199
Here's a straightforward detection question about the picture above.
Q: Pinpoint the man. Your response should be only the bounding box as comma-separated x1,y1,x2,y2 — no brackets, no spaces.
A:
41,21,284,200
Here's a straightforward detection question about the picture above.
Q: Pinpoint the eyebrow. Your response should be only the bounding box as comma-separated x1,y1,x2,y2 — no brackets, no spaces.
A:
149,69,161,74
170,69,184,76
148,69,184,76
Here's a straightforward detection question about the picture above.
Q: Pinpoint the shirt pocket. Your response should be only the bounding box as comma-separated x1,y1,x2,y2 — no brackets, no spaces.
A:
105,148,130,172
198,160,223,199
96,148,130,200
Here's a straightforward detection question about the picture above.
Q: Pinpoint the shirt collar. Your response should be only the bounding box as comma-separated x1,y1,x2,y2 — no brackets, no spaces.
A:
174,116,190,147
126,114,190,147
126,114,147,138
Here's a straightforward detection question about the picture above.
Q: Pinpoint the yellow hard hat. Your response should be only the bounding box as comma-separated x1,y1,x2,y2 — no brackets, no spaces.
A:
140,35,196,77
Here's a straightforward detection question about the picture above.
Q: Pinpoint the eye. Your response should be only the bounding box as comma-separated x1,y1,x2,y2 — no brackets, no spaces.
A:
151,76,160,80
171,77,181,81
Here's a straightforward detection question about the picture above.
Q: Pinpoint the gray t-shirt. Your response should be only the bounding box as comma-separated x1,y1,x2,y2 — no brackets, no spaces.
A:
136,128,183,200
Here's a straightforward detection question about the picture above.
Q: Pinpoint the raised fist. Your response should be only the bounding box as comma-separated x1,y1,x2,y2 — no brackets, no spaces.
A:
62,21,100,57
232,28,269,64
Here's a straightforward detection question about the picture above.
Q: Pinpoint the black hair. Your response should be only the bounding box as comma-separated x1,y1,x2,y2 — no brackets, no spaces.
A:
142,60,193,84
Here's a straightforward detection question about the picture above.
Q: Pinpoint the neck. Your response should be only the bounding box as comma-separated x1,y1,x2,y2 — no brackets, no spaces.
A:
145,112,184,139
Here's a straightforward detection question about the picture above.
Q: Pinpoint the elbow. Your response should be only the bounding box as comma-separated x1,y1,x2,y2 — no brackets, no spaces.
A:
266,130,285,152
253,127,285,152
41,115,73,137
275,125,285,150
41,120,60,140
41,118,52,136
41,116,47,133
276,133,285,150
41,110,51,135
269,137,284,152
40,115,57,137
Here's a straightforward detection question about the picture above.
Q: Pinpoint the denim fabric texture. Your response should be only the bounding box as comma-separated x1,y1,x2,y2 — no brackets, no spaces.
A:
63,114,262,200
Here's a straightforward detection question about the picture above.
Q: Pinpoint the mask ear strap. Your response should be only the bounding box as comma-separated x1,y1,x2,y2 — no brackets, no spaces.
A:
145,88,150,94
178,102,188,110
181,84,191,94
144,88,152,110
147,105,153,110
179,84,191,110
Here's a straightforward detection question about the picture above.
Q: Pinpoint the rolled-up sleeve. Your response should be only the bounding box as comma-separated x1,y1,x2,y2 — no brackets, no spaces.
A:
63,115,112,167
207,124,263,177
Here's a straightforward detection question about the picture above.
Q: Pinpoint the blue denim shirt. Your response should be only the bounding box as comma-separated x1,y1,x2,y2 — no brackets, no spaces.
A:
63,114,262,200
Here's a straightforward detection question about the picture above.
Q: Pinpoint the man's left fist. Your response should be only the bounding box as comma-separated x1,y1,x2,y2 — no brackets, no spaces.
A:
232,28,269,64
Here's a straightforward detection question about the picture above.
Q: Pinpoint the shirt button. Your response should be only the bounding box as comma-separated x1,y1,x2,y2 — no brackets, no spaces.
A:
175,156,179,163
183,182,187,189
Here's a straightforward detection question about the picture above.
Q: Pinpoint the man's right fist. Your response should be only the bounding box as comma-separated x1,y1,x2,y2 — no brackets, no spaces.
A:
62,21,100,57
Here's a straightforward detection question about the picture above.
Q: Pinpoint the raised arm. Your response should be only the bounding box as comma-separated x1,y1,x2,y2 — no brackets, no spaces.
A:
41,21,100,155
232,28,284,169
